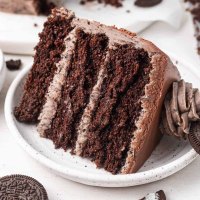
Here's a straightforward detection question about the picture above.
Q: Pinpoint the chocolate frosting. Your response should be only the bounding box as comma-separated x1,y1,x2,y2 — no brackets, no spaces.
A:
160,80,200,139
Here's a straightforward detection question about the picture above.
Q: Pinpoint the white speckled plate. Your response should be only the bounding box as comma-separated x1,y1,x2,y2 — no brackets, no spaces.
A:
0,0,184,55
0,49,6,93
4,56,198,187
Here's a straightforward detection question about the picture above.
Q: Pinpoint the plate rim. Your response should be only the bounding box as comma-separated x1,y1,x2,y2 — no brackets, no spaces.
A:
4,57,198,187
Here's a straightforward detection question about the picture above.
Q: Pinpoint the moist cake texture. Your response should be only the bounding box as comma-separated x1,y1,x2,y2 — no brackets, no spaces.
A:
15,8,180,174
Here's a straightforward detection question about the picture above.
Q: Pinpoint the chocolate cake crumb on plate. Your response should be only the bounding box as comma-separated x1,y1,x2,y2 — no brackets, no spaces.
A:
0,174,48,200
6,59,21,70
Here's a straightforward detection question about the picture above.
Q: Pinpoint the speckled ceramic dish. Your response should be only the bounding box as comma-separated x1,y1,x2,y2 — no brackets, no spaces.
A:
5,56,198,187
0,49,6,93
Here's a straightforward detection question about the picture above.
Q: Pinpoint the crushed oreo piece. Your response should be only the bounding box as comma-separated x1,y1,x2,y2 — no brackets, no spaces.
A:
140,190,166,200
189,121,200,155
0,174,48,200
135,0,162,7
6,59,21,70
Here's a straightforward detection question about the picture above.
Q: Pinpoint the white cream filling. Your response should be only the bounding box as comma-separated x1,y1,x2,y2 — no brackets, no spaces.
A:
75,54,109,155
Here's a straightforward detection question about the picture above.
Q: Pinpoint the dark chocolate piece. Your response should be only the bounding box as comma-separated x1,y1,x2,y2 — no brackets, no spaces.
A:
135,0,162,7
189,121,200,155
0,174,48,200
6,59,21,70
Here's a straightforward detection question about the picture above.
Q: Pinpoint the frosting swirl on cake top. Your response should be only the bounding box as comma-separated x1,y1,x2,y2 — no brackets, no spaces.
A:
160,80,200,139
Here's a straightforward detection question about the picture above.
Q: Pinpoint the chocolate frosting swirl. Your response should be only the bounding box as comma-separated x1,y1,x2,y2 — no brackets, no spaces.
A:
160,80,200,139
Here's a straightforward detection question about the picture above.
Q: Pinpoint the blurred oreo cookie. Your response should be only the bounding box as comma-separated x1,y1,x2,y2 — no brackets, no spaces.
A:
0,174,48,200
189,122,200,155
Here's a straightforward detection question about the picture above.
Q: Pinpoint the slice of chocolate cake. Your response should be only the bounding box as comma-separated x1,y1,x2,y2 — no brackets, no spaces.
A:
14,8,180,174
0,0,59,15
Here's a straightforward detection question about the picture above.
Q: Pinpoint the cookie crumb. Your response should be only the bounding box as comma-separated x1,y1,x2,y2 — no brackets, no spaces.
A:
6,59,22,70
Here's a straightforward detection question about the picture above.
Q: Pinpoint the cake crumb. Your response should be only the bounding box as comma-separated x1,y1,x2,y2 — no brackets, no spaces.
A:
6,59,22,70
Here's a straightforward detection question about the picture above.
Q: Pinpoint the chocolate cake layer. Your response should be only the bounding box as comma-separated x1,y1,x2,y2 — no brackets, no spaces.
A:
15,8,180,174
14,10,74,122
122,39,180,173
79,46,151,174
42,31,108,150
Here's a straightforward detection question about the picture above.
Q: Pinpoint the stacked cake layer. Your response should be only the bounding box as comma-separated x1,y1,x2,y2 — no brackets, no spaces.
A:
15,8,180,174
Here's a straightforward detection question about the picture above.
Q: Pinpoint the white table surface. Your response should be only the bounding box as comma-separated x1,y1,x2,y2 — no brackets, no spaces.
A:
1,12,200,200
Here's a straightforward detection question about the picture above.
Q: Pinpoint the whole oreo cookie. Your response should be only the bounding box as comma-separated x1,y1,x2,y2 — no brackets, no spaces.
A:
135,0,162,7
189,121,200,155
0,174,48,200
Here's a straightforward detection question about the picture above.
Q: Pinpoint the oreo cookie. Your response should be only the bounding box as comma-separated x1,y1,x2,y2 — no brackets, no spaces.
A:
140,190,166,200
134,0,162,7
0,174,48,200
189,121,200,155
